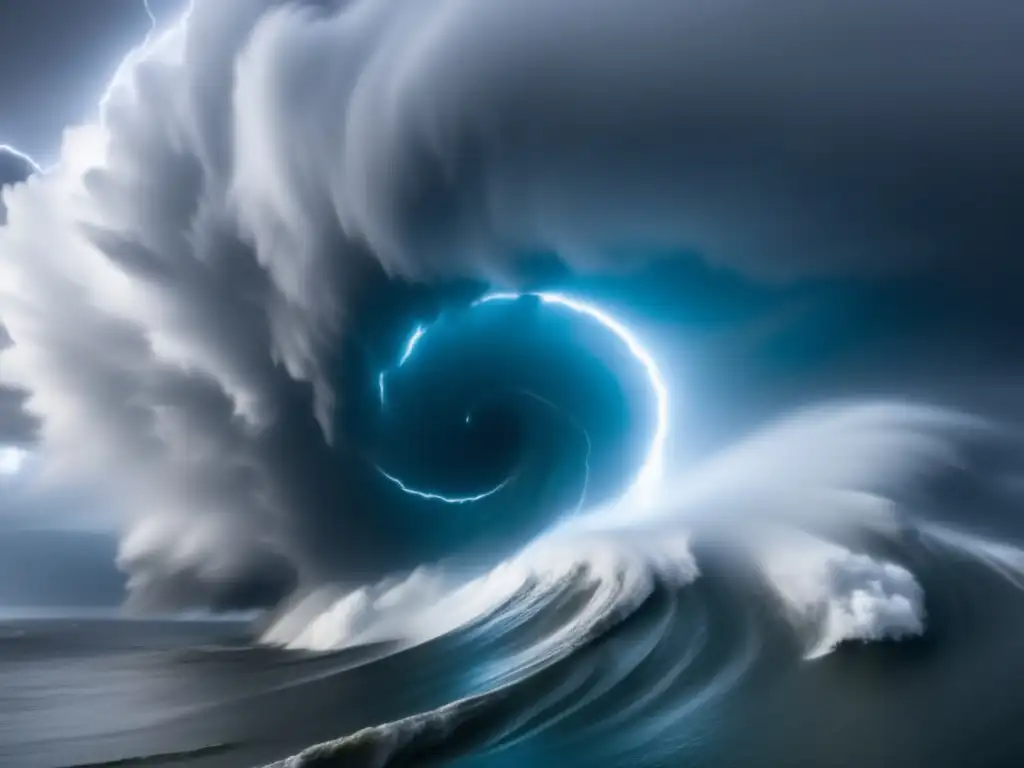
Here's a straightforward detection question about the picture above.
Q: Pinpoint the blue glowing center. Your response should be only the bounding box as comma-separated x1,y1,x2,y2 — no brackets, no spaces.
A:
375,291,668,507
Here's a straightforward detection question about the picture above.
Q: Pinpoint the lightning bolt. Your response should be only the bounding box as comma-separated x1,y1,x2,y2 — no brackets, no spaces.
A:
377,467,510,504
0,144,43,175
376,323,510,504
99,0,168,110
378,324,426,406
399,325,426,366
2,0,184,174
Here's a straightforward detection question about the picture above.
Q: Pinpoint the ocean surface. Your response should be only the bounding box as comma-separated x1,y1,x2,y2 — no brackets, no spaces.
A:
5,539,1024,768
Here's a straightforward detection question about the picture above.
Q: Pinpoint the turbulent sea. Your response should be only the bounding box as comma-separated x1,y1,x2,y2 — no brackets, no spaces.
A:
6,529,1024,768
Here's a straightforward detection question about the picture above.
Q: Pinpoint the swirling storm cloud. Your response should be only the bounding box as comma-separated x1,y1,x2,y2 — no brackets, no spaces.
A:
2,0,1024,659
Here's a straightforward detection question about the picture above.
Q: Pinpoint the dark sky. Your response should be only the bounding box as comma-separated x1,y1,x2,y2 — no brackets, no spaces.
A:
0,0,181,163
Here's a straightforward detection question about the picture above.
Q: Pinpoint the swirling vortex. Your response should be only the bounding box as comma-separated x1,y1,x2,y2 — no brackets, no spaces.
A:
374,291,669,509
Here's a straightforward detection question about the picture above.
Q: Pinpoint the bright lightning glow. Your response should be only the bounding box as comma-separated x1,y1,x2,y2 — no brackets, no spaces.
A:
99,0,166,110
399,325,426,366
378,324,427,407
377,466,509,504
0,447,27,477
475,292,668,501
377,325,427,407
2,0,185,178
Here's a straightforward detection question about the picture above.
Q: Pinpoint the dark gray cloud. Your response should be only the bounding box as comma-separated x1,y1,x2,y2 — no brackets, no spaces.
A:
0,0,1021,610
0,148,37,209
292,0,1023,282
0,147,39,446
0,387,35,446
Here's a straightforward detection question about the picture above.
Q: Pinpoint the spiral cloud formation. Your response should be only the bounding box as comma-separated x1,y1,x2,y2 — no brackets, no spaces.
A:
0,0,1022,611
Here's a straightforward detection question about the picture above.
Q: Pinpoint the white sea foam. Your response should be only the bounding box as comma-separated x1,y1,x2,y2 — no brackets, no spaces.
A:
753,532,925,658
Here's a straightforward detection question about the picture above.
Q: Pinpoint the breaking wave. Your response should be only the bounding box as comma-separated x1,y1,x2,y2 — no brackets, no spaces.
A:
260,401,1024,767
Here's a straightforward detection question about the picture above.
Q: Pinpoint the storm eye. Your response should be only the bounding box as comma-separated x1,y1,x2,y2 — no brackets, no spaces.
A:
373,291,668,511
